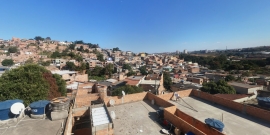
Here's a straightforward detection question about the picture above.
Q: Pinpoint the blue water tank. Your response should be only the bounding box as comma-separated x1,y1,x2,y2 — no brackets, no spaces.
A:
257,97,270,108
0,99,23,120
30,100,50,115
205,118,225,132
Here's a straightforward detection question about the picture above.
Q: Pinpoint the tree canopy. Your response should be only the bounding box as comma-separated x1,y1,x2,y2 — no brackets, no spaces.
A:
163,72,172,90
8,47,18,53
201,80,236,94
112,47,121,52
225,75,236,82
1,59,14,66
112,85,143,96
0,64,66,105
34,36,44,41
139,66,148,75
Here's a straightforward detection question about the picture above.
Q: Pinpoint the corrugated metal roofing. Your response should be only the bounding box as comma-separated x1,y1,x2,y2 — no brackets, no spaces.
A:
92,107,110,126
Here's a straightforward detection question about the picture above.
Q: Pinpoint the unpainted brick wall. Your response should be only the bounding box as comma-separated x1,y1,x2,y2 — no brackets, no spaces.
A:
73,128,91,135
147,92,175,107
164,106,206,135
94,128,114,135
104,92,148,106
192,90,270,123
175,109,225,135
158,89,192,101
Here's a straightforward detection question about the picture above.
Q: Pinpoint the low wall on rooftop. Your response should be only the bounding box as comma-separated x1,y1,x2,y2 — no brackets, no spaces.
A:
164,106,206,135
175,109,225,135
103,92,148,106
147,92,175,108
102,91,225,135
192,90,270,123
158,89,193,101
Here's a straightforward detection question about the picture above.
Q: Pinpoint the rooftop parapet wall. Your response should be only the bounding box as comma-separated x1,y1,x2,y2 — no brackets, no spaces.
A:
175,109,225,135
192,90,270,123
103,92,148,106
102,91,225,135
158,89,193,101
164,106,206,135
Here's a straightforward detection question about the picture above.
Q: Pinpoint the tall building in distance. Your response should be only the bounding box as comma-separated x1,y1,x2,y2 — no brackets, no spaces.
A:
176,50,179,54
183,49,188,54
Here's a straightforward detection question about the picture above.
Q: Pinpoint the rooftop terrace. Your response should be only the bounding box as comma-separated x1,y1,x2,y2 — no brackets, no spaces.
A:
0,115,65,135
169,96,270,135
107,100,163,135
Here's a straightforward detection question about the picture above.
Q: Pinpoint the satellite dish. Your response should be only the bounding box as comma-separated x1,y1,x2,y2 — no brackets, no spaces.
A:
254,90,258,95
109,99,115,107
122,91,125,96
11,102,25,115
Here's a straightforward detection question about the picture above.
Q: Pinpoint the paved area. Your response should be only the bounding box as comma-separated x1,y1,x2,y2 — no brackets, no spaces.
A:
0,115,64,135
107,100,163,135
170,96,270,135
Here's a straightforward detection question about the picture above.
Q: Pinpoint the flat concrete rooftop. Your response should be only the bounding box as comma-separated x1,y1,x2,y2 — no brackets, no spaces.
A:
169,97,270,135
0,115,64,135
107,101,163,135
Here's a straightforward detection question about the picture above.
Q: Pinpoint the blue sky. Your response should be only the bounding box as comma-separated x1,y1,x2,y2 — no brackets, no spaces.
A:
0,0,270,53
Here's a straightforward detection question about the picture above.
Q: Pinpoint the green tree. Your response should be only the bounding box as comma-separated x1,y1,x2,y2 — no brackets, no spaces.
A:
225,75,235,82
104,63,114,77
51,51,62,58
8,47,18,53
139,66,148,75
41,60,51,66
97,53,104,61
201,80,236,94
163,72,172,90
25,58,34,64
0,64,66,105
127,71,136,76
52,74,67,96
34,36,44,41
112,47,120,52
0,45,5,48
45,37,51,41
123,64,132,71
69,44,75,50
1,59,14,66
90,66,104,76
65,62,76,71
112,85,143,96
75,55,83,62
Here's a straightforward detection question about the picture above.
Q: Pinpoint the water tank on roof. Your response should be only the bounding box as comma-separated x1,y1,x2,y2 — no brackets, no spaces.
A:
193,63,198,66
50,97,70,111
257,97,270,108
188,62,192,65
205,118,224,132
0,99,23,120
30,100,50,115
